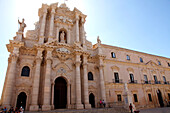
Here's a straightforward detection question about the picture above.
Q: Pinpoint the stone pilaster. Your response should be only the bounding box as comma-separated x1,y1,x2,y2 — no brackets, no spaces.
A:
39,4,48,44
75,54,83,109
2,48,19,108
29,49,43,111
82,55,91,108
75,15,79,42
67,26,71,44
48,8,55,42
42,49,52,111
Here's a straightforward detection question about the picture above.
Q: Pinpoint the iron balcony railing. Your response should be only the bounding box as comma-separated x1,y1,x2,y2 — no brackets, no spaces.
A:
128,80,137,84
154,81,161,84
141,80,152,84
112,79,123,83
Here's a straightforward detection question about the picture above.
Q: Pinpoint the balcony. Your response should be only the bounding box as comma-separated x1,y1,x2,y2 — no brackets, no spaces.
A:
164,81,170,84
141,80,152,84
129,80,137,84
154,81,161,84
112,79,123,83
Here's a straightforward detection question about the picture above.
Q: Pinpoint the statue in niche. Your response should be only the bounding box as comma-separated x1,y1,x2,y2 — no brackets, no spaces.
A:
60,31,65,43
18,18,26,33
97,36,101,44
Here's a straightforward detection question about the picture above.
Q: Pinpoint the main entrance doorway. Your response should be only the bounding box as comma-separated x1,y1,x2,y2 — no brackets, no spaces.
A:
89,93,95,108
54,77,67,109
16,92,27,110
157,89,164,107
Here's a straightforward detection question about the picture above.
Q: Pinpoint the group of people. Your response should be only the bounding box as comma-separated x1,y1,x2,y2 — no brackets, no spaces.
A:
99,99,106,108
0,107,24,113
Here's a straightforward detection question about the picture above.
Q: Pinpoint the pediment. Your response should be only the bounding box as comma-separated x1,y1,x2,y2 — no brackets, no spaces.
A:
146,60,158,67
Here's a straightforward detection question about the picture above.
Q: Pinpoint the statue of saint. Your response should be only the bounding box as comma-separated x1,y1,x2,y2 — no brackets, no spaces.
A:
60,31,65,43
18,18,26,32
97,36,101,44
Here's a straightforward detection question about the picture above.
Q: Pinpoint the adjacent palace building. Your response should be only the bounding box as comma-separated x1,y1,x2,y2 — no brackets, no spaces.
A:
0,2,170,111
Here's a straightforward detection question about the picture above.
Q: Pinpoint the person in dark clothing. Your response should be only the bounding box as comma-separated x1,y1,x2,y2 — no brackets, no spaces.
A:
129,103,133,113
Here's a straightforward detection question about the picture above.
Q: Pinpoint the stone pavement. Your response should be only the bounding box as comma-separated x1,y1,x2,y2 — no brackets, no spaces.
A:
25,107,129,113
139,107,170,113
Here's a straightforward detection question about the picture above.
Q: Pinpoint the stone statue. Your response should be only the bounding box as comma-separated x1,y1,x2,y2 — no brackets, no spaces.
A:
97,36,101,44
60,31,65,43
18,18,26,32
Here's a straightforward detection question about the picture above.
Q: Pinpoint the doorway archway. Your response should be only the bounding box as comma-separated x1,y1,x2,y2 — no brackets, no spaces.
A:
16,92,27,110
157,89,164,107
54,77,67,109
89,93,95,108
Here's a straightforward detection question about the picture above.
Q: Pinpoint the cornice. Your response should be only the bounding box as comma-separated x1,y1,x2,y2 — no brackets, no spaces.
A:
104,59,170,71
101,44,170,60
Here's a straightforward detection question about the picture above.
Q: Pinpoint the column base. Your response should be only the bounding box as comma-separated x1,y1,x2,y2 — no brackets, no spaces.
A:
75,103,84,109
42,105,51,111
29,105,39,111
51,105,54,110
67,104,72,109
84,103,91,109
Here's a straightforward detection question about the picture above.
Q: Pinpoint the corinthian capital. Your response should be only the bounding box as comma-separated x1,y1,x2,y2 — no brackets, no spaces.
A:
10,53,18,62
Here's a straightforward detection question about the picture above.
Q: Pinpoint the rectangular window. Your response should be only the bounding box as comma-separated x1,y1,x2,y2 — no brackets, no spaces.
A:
133,94,138,102
168,63,170,67
148,94,152,102
154,75,158,84
140,57,143,63
168,93,170,100
163,76,167,84
158,61,161,65
114,72,119,83
117,94,122,101
130,74,134,83
144,75,148,84
127,55,130,60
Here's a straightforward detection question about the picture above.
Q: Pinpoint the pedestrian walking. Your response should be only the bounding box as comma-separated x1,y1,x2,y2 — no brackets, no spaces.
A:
129,103,133,113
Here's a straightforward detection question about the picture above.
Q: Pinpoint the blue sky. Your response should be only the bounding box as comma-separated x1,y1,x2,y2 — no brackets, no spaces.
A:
0,0,170,99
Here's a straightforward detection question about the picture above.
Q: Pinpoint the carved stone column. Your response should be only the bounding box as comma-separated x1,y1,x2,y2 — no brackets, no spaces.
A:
39,4,48,44
81,18,86,46
67,26,71,44
29,49,43,111
99,65,106,102
75,54,83,109
75,15,79,42
55,24,59,42
42,49,53,111
51,82,54,109
48,8,55,42
2,47,19,108
67,84,71,109
83,55,91,108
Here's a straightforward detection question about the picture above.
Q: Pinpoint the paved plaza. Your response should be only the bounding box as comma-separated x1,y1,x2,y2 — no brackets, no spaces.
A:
139,107,170,113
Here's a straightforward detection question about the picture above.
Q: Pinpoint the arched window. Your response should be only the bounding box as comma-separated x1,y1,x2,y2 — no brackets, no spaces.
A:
21,66,30,77
111,52,116,58
88,72,94,80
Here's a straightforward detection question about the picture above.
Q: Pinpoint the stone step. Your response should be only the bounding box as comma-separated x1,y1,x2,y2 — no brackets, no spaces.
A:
25,107,129,113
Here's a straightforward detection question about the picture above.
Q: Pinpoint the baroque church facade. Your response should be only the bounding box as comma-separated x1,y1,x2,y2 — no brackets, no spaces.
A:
0,2,170,111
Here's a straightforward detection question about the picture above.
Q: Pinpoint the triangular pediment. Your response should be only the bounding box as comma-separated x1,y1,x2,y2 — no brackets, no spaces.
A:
146,60,158,67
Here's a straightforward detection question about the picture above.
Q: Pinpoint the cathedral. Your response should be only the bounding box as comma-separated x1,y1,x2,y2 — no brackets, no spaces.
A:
0,2,170,111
